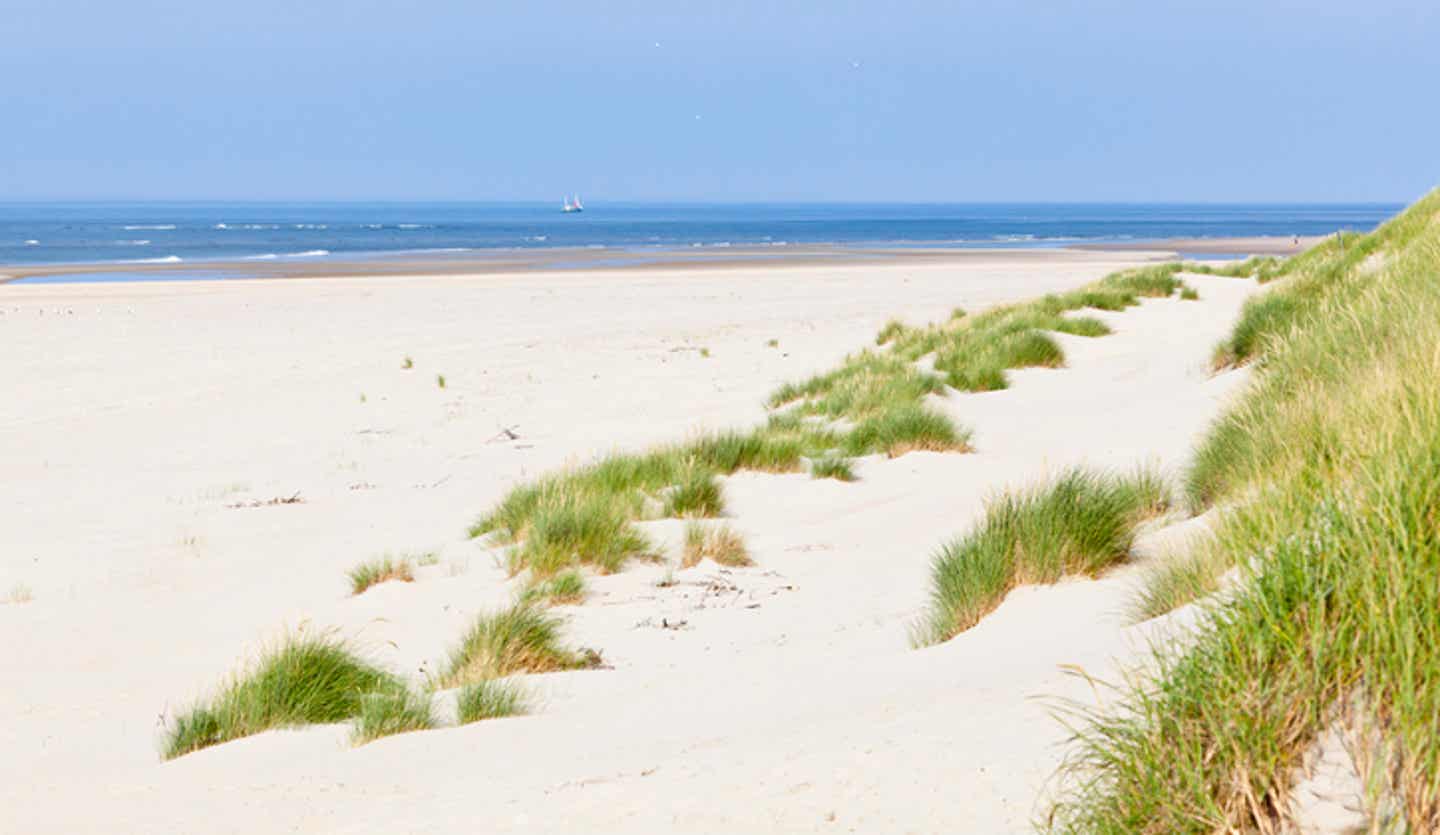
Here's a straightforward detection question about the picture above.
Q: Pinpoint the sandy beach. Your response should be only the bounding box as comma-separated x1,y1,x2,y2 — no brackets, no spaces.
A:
1,251,1258,832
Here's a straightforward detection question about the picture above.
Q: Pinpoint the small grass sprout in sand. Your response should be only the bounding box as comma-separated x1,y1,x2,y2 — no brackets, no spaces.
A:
352,687,436,745
402,356,414,370
348,555,416,595
913,467,1170,647
457,679,529,724
436,373,446,389
520,569,587,606
440,602,598,688
765,338,779,348
163,634,398,759
681,521,752,568
1179,286,1200,301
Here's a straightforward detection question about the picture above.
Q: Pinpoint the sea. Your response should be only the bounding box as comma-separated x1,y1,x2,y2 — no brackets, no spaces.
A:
0,202,1401,283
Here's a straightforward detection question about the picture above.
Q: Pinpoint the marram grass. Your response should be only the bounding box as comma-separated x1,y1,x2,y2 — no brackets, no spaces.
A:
681,522,752,568
163,634,398,759
456,679,529,724
439,602,598,688
520,569,587,606
913,467,1169,647
470,260,1199,582
352,687,436,745
809,455,857,481
1050,188,1440,832
347,555,415,595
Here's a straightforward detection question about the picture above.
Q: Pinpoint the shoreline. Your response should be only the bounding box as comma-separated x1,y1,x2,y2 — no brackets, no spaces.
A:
0,235,1320,285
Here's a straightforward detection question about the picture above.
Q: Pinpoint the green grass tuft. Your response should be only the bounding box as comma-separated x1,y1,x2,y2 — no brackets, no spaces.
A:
1129,544,1229,622
843,404,972,458
1180,286,1200,301
456,679,529,724
876,318,908,345
509,490,654,576
809,456,856,481
348,555,416,595
520,569,587,606
913,468,1170,647
352,688,436,745
681,522,753,568
440,602,598,688
662,468,725,518
163,634,398,759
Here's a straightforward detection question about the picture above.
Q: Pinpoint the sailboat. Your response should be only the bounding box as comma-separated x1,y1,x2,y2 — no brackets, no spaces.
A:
562,194,584,213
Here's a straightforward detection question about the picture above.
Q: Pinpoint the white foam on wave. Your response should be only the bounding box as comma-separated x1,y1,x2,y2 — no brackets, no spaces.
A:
528,235,548,242
397,224,429,230
123,224,176,231
243,253,279,261
293,224,328,230
24,239,40,246
214,223,229,230
115,239,152,246
125,255,183,264
388,247,471,256
289,250,329,257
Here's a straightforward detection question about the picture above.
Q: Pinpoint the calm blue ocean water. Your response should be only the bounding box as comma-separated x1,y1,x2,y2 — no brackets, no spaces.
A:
0,202,1400,270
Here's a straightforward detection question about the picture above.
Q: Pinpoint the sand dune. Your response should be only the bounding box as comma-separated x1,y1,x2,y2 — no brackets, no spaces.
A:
0,254,1255,833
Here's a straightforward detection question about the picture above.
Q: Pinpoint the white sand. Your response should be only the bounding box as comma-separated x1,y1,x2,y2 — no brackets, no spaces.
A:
0,254,1256,833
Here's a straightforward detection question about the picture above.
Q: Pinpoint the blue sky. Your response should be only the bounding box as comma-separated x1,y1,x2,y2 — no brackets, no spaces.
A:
3,1,1437,202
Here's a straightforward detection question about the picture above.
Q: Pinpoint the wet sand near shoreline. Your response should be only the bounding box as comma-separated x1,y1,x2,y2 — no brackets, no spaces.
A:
0,235,1317,285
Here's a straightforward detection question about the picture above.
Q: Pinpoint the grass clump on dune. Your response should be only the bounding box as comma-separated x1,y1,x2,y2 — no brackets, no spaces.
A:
1051,189,1440,832
163,634,398,759
506,490,654,576
1128,542,1230,622
440,602,598,688
520,569,587,606
662,468,725,518
352,688,436,745
347,555,415,595
457,679,529,724
842,403,972,457
469,423,841,576
875,318,908,345
809,456,856,481
913,468,1169,648
681,522,752,568
470,261,1197,583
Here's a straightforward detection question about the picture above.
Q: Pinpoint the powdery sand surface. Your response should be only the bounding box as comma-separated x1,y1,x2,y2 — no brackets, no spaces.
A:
1,254,1254,833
